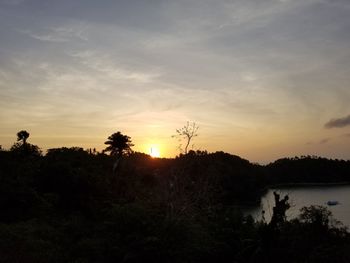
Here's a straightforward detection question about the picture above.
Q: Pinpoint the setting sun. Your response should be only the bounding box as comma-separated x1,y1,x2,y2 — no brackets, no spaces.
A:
150,147,160,158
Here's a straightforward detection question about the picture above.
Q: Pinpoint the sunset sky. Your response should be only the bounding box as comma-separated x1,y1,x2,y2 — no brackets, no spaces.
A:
1,0,350,163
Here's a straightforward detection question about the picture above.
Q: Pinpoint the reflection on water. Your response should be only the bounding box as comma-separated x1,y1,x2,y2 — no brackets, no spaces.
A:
245,185,350,226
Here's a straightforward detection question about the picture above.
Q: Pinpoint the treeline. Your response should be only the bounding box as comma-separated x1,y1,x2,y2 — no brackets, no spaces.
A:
1,133,350,262
267,156,350,184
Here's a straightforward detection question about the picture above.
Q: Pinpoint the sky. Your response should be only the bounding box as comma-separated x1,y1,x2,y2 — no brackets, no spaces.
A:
0,0,350,163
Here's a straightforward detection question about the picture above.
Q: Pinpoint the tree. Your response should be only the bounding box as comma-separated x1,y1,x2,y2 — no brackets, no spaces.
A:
299,205,333,228
17,130,30,145
104,132,134,174
10,130,42,157
269,191,290,228
172,121,199,154
104,132,134,157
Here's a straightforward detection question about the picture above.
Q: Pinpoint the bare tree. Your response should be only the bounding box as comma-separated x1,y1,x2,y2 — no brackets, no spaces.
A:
172,121,199,154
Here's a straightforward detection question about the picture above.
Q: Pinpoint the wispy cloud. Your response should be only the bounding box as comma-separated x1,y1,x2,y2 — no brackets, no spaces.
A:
28,33,68,42
20,25,88,43
319,138,330,144
1,0,25,6
306,138,331,145
325,115,350,128
69,50,160,83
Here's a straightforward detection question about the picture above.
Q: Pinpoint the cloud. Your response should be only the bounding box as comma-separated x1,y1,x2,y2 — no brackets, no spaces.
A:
319,138,330,144
1,0,24,6
306,138,331,145
20,25,88,43
324,115,350,128
29,33,68,42
69,50,160,83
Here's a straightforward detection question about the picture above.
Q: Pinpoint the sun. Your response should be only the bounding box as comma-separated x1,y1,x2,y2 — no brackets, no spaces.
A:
150,147,160,158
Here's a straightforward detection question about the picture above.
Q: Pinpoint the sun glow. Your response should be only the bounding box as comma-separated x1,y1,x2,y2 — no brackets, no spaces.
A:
150,147,160,158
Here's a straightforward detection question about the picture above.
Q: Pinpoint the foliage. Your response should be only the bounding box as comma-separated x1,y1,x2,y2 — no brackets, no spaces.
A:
10,130,42,158
267,156,350,183
1,131,350,262
10,142,42,157
17,130,30,144
103,132,134,157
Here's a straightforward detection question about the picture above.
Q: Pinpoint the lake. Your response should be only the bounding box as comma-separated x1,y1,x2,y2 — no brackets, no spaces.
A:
245,185,350,226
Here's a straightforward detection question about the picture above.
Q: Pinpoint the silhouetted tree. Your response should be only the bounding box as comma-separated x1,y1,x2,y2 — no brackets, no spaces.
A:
104,132,133,157
104,132,134,174
17,130,30,145
269,191,290,228
10,130,41,157
299,205,333,228
172,121,199,154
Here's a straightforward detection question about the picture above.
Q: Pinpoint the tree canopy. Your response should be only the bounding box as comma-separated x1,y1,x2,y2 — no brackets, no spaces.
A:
17,130,30,144
103,132,134,157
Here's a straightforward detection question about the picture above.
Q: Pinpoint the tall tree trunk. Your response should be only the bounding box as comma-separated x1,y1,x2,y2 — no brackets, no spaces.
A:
113,157,121,176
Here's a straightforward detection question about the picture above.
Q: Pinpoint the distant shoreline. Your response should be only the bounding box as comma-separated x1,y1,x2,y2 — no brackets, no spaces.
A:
239,182,350,207
267,182,350,188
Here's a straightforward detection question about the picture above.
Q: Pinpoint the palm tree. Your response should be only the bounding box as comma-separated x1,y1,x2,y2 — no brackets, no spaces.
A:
104,132,134,157
17,130,30,145
104,132,134,174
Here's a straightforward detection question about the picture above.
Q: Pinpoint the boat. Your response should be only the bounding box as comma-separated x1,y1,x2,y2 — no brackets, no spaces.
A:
326,200,339,206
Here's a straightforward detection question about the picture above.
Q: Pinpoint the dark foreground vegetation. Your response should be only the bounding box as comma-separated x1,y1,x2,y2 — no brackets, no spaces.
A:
1,132,350,262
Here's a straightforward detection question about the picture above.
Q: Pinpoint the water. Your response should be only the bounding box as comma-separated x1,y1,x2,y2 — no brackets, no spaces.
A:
245,185,350,226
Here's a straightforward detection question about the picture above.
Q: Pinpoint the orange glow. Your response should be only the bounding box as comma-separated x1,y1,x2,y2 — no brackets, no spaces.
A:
150,147,160,158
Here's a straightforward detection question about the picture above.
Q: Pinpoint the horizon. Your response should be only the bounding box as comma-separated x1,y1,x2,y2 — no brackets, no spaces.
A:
1,0,350,163
2,129,350,165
